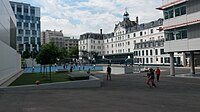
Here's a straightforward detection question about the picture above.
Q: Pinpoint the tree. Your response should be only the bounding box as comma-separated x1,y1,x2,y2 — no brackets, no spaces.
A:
36,43,60,81
22,50,30,59
69,47,79,58
59,47,69,63
31,50,39,58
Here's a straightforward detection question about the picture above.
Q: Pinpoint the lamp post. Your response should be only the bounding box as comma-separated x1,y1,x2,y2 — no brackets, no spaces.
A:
102,56,111,66
125,56,131,67
32,46,35,73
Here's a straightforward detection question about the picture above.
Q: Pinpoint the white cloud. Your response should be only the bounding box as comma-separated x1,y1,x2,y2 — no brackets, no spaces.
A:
12,0,163,37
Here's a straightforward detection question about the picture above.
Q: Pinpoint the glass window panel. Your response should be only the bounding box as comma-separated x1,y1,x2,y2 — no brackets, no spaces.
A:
181,6,186,15
176,31,182,40
169,10,174,18
175,8,180,17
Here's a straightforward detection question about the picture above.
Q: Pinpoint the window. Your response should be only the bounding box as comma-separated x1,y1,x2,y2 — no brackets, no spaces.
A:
17,22,22,27
160,49,165,54
17,5,22,13
175,8,181,17
24,6,29,14
161,57,163,63
30,7,35,15
133,33,136,37
24,23,29,28
17,36,22,41
164,57,170,63
31,37,35,44
142,50,144,56
18,29,23,34
146,58,149,63
155,49,158,55
140,32,143,36
25,16,30,21
165,30,175,41
128,41,130,45
32,30,37,35
25,30,30,35
180,6,186,15
128,49,130,52
150,50,153,55
169,10,174,18
150,58,153,63
182,30,187,39
128,35,130,38
164,4,186,20
31,23,35,29
146,50,148,56
150,29,153,34
24,37,29,43
164,11,169,19
166,28,187,41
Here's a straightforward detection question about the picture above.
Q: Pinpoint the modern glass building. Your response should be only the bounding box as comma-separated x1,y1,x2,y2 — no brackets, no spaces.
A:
10,1,41,53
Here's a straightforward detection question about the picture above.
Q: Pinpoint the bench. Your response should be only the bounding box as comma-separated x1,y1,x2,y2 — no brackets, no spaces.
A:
68,72,90,81
55,69,68,73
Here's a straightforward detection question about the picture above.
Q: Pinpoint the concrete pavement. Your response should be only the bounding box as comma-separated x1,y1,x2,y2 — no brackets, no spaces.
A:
0,67,200,112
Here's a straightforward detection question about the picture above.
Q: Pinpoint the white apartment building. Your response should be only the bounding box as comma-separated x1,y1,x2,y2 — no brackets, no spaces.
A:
157,0,200,75
79,30,106,62
79,11,184,65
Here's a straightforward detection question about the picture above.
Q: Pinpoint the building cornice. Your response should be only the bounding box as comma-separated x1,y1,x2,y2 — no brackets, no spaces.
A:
164,19,200,30
156,0,188,10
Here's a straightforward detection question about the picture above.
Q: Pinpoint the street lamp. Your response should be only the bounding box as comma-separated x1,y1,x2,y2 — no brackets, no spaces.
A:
32,46,35,73
102,55,111,66
125,56,131,67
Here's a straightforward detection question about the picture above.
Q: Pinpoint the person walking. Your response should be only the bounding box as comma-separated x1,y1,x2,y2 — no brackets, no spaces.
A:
155,67,161,82
147,68,156,88
107,65,112,81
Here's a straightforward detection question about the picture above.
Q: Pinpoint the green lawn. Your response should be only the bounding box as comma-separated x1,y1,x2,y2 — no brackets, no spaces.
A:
10,72,70,86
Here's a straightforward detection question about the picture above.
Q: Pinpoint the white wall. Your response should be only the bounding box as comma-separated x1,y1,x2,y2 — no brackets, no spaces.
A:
0,0,21,86
0,40,21,85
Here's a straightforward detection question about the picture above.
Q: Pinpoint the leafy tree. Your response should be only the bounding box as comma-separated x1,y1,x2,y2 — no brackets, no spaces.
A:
69,47,79,58
22,50,30,59
30,50,39,58
36,43,60,81
59,47,69,63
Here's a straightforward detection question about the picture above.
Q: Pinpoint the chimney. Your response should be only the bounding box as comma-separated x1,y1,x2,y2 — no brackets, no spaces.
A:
100,29,103,34
136,16,139,24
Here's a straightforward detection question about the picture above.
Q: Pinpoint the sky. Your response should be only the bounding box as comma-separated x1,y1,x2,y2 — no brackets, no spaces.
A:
12,0,163,38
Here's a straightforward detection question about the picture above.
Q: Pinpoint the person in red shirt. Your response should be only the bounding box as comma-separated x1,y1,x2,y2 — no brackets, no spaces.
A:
155,67,161,82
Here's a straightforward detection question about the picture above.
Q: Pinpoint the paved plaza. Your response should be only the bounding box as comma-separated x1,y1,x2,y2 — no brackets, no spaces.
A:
0,67,200,112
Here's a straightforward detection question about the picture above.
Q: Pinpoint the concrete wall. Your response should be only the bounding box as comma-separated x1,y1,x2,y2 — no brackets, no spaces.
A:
102,66,125,75
3,76,101,90
0,0,21,86
0,40,21,85
0,0,16,46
